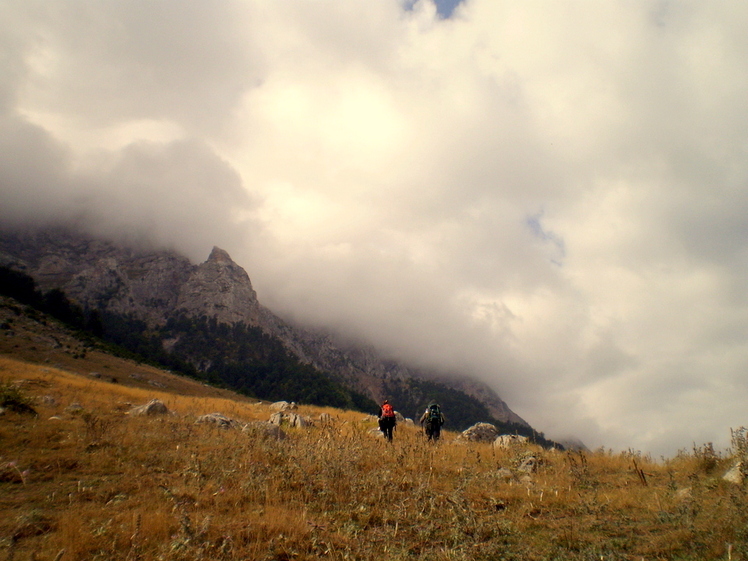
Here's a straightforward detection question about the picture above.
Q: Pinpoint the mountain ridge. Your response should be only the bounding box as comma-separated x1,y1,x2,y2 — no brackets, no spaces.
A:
0,224,529,428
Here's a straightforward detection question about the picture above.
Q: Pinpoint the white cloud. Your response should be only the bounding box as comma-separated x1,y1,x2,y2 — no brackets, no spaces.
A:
2,0,748,456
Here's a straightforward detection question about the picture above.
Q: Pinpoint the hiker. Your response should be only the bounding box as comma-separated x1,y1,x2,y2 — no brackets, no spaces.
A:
420,402,445,442
378,399,397,442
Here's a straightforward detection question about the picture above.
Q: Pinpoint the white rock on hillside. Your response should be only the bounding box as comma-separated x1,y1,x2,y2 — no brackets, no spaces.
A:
127,398,168,416
270,401,297,412
195,413,237,429
455,422,500,443
494,434,529,449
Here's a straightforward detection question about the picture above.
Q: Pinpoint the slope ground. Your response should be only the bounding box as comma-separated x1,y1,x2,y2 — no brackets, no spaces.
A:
2,308,748,560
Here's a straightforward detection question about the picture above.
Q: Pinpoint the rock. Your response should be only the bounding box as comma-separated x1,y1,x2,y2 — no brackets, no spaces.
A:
496,467,514,482
127,398,168,416
269,411,312,428
318,413,334,425
674,487,693,501
65,403,83,414
270,401,297,412
494,434,529,449
176,246,263,325
195,413,237,429
517,456,538,474
368,427,385,439
455,422,500,443
242,421,287,440
723,461,744,485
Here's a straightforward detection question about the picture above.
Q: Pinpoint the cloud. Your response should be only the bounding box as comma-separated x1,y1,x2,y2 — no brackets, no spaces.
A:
2,0,748,456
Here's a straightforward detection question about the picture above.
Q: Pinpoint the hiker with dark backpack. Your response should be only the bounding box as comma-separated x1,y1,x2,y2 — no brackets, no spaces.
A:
420,402,445,442
378,399,397,442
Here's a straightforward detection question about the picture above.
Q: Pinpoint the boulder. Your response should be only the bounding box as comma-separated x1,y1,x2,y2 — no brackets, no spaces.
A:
242,421,287,440
270,401,297,412
495,467,514,482
455,422,500,443
127,398,168,416
65,403,83,415
723,461,744,485
517,455,538,474
195,413,237,429
270,411,312,428
493,434,529,449
368,427,385,439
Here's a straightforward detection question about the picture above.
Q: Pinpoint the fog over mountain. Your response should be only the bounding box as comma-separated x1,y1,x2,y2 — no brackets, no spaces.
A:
2,0,748,456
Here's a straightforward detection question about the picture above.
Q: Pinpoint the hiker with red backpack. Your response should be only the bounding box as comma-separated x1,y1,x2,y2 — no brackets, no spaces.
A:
420,402,445,442
378,399,397,442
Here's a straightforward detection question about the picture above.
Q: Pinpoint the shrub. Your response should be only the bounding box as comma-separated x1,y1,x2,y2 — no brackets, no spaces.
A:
0,380,37,415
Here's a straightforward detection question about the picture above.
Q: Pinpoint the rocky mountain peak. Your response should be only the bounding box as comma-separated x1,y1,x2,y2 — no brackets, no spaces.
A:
176,246,261,325
207,246,233,264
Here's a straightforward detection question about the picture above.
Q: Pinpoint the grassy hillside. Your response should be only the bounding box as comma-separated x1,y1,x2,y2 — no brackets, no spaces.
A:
0,265,378,414
2,348,748,560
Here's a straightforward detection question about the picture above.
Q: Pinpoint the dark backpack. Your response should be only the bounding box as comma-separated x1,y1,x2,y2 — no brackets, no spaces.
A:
427,404,442,424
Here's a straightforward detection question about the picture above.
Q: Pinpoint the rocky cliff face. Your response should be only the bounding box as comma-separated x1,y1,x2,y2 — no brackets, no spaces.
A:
176,247,262,325
0,225,527,426
0,228,261,327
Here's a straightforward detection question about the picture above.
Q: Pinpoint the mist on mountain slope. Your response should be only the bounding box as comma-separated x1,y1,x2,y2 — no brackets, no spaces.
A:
2,1,748,456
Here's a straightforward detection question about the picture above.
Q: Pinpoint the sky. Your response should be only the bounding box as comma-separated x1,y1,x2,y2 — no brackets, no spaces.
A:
2,0,748,457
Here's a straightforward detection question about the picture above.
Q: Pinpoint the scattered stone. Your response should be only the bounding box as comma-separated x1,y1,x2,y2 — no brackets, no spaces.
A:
89,372,102,379
147,379,167,389
269,411,312,428
496,467,514,482
361,414,379,423
723,461,744,485
127,399,169,416
242,421,287,440
318,413,334,425
517,456,538,474
48,416,63,421
270,401,297,412
41,395,57,406
65,403,83,414
196,413,237,429
674,487,693,501
455,422,500,443
494,434,529,449
368,427,385,439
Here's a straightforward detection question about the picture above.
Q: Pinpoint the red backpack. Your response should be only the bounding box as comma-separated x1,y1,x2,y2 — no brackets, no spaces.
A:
381,403,395,417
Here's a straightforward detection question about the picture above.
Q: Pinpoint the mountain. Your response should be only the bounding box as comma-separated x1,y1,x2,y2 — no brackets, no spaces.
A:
0,225,533,433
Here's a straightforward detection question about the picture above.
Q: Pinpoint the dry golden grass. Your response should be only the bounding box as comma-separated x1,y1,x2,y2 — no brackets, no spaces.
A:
2,354,748,561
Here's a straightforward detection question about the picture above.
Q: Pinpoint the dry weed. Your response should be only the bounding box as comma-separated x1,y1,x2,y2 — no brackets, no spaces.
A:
2,356,748,560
